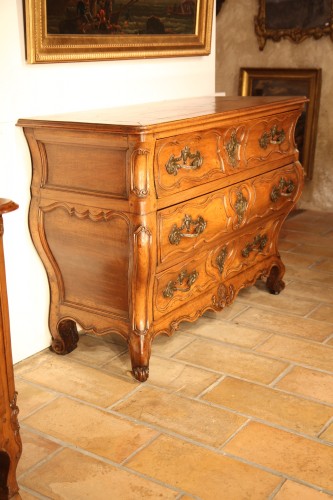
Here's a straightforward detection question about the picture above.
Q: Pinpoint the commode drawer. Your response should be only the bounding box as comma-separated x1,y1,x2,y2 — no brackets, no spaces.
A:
154,110,300,198
153,252,218,321
210,216,285,282
157,162,303,267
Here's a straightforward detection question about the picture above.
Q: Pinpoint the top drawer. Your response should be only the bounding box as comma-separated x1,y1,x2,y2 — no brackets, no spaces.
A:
154,110,300,198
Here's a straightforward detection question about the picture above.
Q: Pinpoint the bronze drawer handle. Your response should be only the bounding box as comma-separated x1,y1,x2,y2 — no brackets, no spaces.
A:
169,214,207,245
271,178,295,202
165,146,203,175
242,234,268,258
226,131,240,167
259,125,285,149
216,246,228,274
163,269,199,298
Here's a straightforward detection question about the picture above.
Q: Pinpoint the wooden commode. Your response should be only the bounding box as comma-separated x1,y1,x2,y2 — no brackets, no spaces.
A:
17,96,306,382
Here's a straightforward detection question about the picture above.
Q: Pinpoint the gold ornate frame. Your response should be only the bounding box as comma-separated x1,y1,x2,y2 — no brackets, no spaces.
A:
240,68,322,180
24,0,214,63
255,0,333,50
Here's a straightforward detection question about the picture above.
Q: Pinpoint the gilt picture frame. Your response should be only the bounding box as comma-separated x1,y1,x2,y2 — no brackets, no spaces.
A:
24,0,214,63
255,0,333,50
239,68,322,180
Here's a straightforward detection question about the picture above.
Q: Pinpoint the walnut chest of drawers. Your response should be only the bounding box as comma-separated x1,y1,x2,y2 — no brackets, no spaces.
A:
17,96,306,381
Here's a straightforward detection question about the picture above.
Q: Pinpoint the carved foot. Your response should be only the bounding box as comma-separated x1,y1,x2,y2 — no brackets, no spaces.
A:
128,331,152,382
132,366,149,382
50,319,79,355
266,265,285,295
0,452,9,499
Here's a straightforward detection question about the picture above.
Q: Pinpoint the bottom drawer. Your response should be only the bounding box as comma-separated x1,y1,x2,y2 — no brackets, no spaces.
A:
153,215,284,321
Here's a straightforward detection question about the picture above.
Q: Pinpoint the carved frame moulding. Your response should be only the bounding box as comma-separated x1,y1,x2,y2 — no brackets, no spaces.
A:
255,0,333,50
239,67,321,180
24,0,214,63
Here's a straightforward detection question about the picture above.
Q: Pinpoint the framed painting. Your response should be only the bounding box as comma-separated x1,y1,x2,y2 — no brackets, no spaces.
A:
24,0,214,63
239,68,322,180
255,0,333,50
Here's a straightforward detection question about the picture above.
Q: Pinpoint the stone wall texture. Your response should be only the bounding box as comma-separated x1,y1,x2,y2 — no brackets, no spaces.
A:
216,0,333,211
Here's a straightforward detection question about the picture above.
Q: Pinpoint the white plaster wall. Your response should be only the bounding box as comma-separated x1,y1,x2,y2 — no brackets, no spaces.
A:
216,0,333,212
1,1,216,362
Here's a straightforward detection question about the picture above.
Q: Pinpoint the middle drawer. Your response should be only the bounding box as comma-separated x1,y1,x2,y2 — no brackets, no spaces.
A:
157,162,302,267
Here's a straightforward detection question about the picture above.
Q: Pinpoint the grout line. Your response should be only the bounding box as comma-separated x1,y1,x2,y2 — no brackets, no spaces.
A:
18,485,50,499
268,478,287,500
268,364,294,387
18,445,64,481
318,415,333,439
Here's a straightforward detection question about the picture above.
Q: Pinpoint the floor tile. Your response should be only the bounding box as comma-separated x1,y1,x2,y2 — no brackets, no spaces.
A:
279,251,322,269
283,268,333,287
174,339,288,384
21,447,178,499
14,351,53,377
255,335,333,372
290,244,333,259
16,490,39,499
282,280,333,304
312,259,333,273
180,317,270,348
283,218,331,234
201,377,332,436
308,304,333,323
147,357,220,397
126,434,282,500
223,421,333,492
152,332,195,357
22,397,157,463
104,352,220,397
15,380,56,419
237,307,332,341
235,282,319,316
274,480,333,500
275,366,333,405
17,429,60,477
67,333,127,366
20,356,137,407
114,386,246,448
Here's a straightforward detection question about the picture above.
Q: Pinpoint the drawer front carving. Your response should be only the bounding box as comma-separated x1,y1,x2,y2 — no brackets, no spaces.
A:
222,217,282,280
244,111,299,167
158,162,302,266
158,191,232,266
154,254,218,320
154,130,224,197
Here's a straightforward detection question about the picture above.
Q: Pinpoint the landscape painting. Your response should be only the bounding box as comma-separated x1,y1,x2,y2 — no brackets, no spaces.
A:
46,0,198,35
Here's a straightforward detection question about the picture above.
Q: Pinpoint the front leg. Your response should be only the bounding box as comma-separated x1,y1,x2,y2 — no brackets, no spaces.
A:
266,263,285,295
50,319,80,355
128,330,153,382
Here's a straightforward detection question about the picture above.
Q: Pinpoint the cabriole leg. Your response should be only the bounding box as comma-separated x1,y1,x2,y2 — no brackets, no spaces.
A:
50,319,79,355
266,264,285,295
128,331,153,382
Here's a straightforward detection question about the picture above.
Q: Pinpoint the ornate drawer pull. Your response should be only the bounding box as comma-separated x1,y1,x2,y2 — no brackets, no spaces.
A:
163,269,199,298
169,214,207,245
271,178,295,202
259,125,285,149
226,131,240,167
216,246,228,274
242,234,268,258
165,146,203,176
234,191,248,225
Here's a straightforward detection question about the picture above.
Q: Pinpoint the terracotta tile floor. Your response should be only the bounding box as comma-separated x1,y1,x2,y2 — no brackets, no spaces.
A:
14,210,333,499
